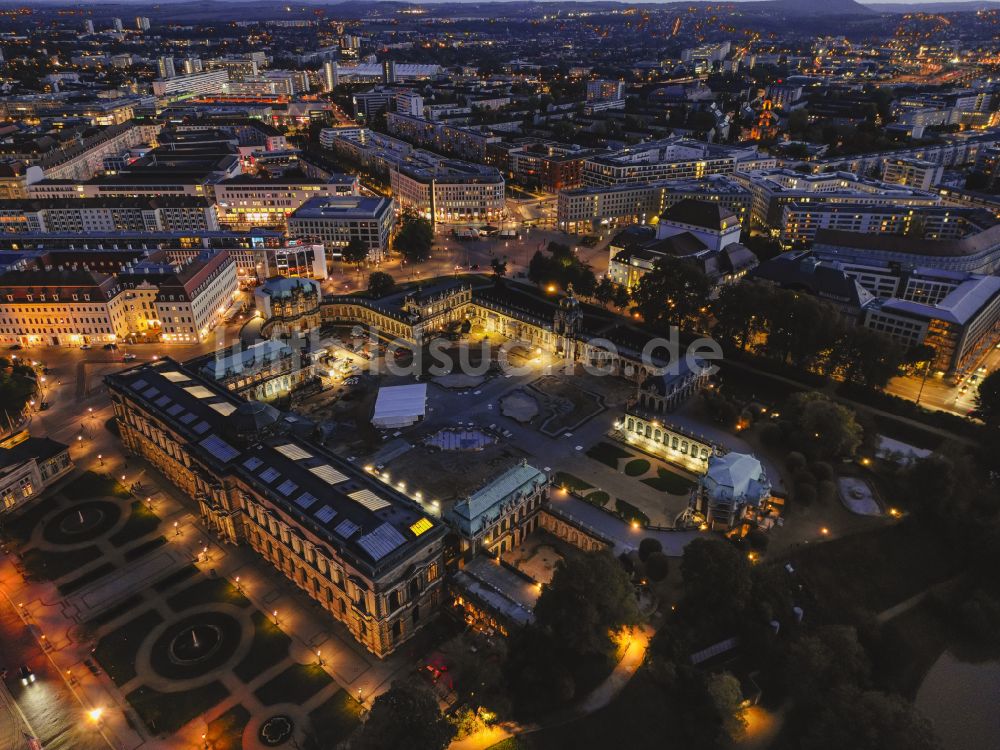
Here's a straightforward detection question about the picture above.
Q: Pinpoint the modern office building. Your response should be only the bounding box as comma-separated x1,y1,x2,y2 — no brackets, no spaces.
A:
389,157,505,226
0,197,219,234
288,196,395,261
557,175,751,234
213,174,358,230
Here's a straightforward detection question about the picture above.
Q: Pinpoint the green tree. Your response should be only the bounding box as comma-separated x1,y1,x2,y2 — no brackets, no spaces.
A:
783,626,871,704
341,236,369,268
631,257,710,331
638,537,663,562
835,326,905,389
594,276,615,307
395,210,434,262
534,550,640,657
367,271,395,299
974,369,1000,430
799,687,941,750
612,285,631,311
645,551,670,582
705,672,747,741
784,392,863,460
711,281,772,351
679,538,752,632
490,256,508,285
354,680,456,750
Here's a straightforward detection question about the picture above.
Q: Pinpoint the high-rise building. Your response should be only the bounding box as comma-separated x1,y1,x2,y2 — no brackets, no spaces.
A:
586,79,625,102
181,57,203,75
136,16,150,32
84,19,95,35
382,59,397,84
157,56,176,79
112,18,123,33
322,59,339,92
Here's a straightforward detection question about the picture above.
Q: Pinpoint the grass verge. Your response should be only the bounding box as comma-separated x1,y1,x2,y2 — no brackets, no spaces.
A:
233,611,292,682
93,609,164,686
128,681,229,735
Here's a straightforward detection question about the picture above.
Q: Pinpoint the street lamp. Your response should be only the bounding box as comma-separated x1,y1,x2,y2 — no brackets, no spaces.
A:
273,610,279,626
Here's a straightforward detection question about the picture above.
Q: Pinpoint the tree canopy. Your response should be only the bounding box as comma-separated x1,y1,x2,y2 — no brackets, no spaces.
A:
784,391,864,460
354,680,456,750
367,271,396,299
630,256,710,330
395,210,434,262
341,236,369,267
534,549,640,656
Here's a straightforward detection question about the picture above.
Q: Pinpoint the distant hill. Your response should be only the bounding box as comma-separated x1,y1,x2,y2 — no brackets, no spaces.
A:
748,0,876,16
864,1,1000,11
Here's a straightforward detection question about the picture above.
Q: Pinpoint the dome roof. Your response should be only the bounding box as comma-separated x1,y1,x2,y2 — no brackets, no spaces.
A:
230,400,281,436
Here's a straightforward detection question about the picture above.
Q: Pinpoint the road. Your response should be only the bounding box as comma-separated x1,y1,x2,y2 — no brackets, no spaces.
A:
0,595,107,750
885,343,999,417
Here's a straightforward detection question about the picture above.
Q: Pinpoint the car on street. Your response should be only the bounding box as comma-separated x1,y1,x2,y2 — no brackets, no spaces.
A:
80,344,92,350
8,344,21,350
18,665,35,685
123,353,137,361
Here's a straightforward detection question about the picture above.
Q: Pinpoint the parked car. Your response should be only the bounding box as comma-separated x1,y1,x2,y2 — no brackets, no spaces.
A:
18,665,35,685
8,344,21,350
122,353,137,361
80,344,92,350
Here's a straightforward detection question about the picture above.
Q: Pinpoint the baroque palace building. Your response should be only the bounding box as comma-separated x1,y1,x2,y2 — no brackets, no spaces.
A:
106,358,447,658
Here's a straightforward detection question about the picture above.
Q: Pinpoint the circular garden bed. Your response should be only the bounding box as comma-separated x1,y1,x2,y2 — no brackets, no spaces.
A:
42,501,122,544
148,611,243,680
259,715,295,746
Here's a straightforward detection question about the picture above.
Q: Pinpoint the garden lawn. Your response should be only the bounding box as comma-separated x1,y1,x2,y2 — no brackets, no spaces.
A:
152,564,198,592
123,536,166,562
21,545,101,581
551,472,593,493
583,490,610,507
233,611,292,682
585,442,632,469
63,471,130,500
2,495,59,543
623,459,650,477
307,689,363,748
57,563,114,595
254,663,333,706
787,521,959,619
167,576,251,611
615,499,650,527
109,501,160,547
93,609,164,686
206,704,251,750
85,594,145,629
640,467,696,494
128,681,230,735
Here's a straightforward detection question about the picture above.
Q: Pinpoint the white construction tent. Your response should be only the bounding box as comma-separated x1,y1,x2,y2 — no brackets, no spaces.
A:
371,383,427,429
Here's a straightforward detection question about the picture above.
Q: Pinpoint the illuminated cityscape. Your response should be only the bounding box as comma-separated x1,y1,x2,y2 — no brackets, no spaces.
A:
0,1,999,749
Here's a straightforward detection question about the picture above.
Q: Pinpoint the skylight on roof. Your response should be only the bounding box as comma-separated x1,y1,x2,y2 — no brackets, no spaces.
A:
410,518,433,537
309,464,348,485
334,519,360,538
276,479,299,496
259,467,281,484
199,434,240,463
183,385,215,399
275,443,313,461
349,489,391,512
161,371,191,383
357,522,407,561
210,402,237,416
243,457,263,471
315,505,337,523
296,492,318,509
